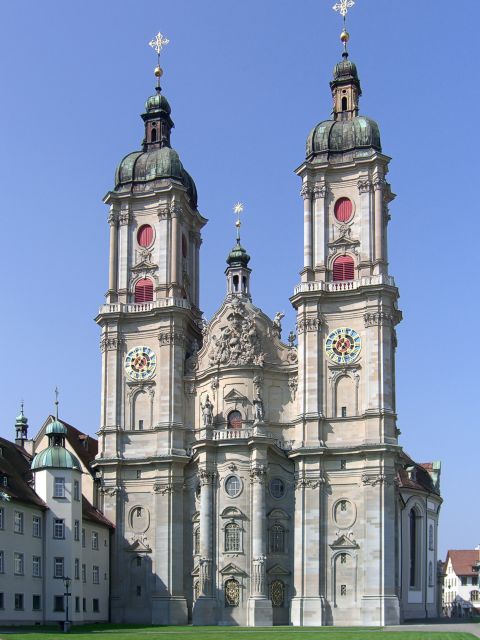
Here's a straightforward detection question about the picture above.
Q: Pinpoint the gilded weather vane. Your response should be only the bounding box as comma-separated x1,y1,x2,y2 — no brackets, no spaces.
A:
148,32,170,89
233,202,244,241
333,0,355,53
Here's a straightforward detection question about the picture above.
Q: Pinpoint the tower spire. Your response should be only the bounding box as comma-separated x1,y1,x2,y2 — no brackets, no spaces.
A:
54,386,59,419
149,31,170,93
333,0,355,57
225,201,251,299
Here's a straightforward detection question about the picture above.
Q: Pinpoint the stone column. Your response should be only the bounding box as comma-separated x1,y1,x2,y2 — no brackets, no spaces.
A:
373,176,384,272
192,468,217,624
301,184,313,274
313,183,327,271
107,210,119,303
171,207,180,290
358,179,373,267
247,463,272,626
118,207,131,302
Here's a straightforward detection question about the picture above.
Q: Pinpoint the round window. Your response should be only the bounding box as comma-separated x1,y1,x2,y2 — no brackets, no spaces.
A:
334,197,353,223
270,478,286,499
137,224,154,248
225,475,242,498
227,410,242,430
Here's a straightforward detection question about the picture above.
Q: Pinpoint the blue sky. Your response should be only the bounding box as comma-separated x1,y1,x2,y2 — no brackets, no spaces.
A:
0,1,478,557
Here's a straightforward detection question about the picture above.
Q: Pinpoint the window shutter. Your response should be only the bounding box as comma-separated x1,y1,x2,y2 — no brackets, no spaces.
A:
134,279,154,302
137,225,153,248
334,197,353,222
333,255,355,281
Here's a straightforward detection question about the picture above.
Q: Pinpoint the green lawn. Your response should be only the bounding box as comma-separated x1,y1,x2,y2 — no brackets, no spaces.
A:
0,626,477,640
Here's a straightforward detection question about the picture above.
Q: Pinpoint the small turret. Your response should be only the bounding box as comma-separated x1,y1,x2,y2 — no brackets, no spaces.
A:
225,202,251,299
14,402,28,446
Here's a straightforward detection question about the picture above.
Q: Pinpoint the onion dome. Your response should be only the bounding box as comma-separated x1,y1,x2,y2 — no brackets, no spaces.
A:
306,116,381,157
332,58,360,85
114,86,198,207
31,446,81,471
46,419,67,436
15,410,28,428
227,240,251,268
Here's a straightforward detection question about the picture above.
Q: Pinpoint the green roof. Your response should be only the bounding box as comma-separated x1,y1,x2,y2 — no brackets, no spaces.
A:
31,445,81,471
46,419,67,436
306,116,381,157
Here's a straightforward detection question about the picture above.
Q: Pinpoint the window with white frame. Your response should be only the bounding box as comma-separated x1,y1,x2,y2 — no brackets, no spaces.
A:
269,523,286,553
53,519,65,539
14,552,24,575
54,557,64,579
74,558,80,580
14,510,24,534
74,520,80,541
32,555,41,577
74,480,80,501
32,515,41,538
93,565,99,584
53,477,65,498
225,522,241,552
92,531,99,550
14,593,24,610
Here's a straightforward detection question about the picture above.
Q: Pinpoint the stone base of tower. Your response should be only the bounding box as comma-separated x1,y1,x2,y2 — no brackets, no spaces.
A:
247,597,273,626
360,595,400,626
192,597,218,625
152,596,188,625
290,596,326,626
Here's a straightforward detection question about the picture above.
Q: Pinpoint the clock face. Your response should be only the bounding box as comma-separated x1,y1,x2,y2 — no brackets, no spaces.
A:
124,346,157,381
325,328,361,364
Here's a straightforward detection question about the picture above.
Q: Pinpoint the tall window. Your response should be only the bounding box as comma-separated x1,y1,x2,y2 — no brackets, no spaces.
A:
225,523,240,552
74,520,80,541
32,594,41,611
333,255,354,281
92,531,99,550
32,555,41,577
54,477,65,498
0,551,3,573
92,566,99,584
134,278,154,303
53,519,65,539
14,511,24,534
409,508,419,588
32,516,41,538
194,527,200,555
54,595,64,612
269,524,286,554
14,552,24,575
14,593,24,610
428,561,434,587
224,578,240,607
74,480,80,501
74,558,80,580
0,507,4,529
54,557,64,579
82,564,86,583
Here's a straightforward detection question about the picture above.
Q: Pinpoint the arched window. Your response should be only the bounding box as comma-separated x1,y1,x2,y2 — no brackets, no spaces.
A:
194,527,200,555
134,278,153,303
269,523,285,553
428,561,434,587
227,410,242,430
341,97,348,111
334,197,353,222
151,127,157,142
225,578,240,607
137,224,153,248
409,508,420,588
333,255,354,281
225,522,240,552
271,579,285,607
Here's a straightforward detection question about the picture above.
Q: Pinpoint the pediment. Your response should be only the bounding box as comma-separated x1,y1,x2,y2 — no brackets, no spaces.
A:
329,534,359,550
125,539,152,553
328,235,359,248
131,259,157,272
224,388,250,405
267,563,290,576
268,508,290,520
220,506,245,519
219,562,247,576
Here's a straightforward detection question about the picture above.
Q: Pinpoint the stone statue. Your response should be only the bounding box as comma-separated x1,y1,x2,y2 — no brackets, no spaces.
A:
272,312,285,337
288,331,296,347
253,394,265,423
201,394,214,426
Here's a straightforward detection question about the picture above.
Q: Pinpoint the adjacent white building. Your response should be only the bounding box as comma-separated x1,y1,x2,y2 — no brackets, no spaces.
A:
443,549,480,617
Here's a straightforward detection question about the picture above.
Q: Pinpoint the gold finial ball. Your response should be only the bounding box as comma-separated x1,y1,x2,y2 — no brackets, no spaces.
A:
235,220,241,228
154,66,163,78
340,30,350,44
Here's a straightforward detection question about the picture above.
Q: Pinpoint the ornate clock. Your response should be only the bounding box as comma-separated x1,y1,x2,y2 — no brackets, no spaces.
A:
124,346,157,381
325,328,361,364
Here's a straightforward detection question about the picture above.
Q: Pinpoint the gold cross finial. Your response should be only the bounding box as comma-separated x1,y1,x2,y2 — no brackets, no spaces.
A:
54,386,59,419
233,202,244,241
333,0,355,52
149,32,170,89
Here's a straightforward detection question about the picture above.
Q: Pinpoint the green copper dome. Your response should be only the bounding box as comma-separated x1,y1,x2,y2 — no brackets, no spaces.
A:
227,240,250,268
31,445,81,471
46,420,67,436
306,116,381,157
15,412,28,426
145,92,171,115
332,58,359,83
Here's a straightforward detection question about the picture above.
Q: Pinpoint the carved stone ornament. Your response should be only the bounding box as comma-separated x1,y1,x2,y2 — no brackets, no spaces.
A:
361,473,394,487
153,482,174,494
312,183,327,200
300,184,312,200
328,367,360,385
227,463,238,472
158,330,186,346
373,176,385,191
287,348,298,364
364,312,394,328
288,376,298,399
119,210,132,226
249,464,268,484
108,211,118,226
126,381,155,400
296,317,321,334
199,468,217,486
357,179,372,194
294,474,327,490
253,375,263,394
100,486,121,497
185,338,200,373
210,376,219,398
208,300,265,367
100,335,123,352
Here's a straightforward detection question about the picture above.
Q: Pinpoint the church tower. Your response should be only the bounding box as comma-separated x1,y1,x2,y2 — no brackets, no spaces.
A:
93,34,206,624
289,25,402,625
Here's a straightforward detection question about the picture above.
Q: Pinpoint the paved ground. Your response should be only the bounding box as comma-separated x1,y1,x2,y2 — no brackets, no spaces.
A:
385,620,480,637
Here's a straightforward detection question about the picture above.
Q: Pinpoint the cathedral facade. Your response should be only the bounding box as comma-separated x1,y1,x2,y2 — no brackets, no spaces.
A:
92,36,442,627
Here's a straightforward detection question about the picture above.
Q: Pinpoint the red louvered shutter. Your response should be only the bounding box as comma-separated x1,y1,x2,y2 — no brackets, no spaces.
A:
137,224,153,248
134,279,154,302
334,197,353,222
333,255,355,281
